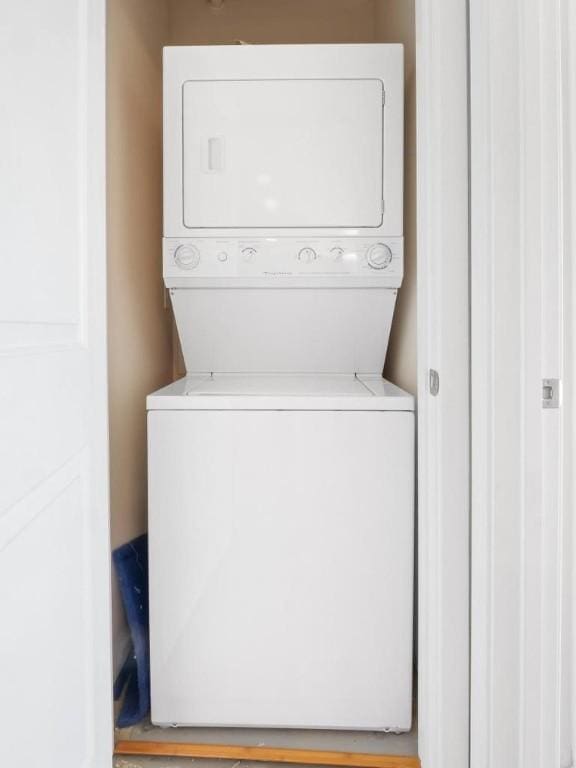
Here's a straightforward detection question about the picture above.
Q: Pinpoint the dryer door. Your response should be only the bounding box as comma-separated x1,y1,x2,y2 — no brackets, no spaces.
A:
182,79,384,229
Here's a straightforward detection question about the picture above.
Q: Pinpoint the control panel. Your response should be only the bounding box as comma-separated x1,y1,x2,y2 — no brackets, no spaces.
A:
164,238,403,280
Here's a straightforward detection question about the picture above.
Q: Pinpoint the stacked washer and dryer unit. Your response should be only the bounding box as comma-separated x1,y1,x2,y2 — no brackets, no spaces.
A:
148,44,414,733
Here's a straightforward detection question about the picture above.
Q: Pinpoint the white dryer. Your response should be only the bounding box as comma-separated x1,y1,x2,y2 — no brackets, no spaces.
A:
148,44,413,732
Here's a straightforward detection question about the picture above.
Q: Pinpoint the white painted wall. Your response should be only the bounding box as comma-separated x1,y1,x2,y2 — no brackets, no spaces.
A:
563,6,576,765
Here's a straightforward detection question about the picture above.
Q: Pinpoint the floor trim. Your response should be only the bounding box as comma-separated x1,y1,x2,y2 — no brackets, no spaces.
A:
114,740,420,767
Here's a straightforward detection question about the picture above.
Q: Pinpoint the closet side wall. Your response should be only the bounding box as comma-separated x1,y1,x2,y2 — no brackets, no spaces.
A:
107,0,173,674
377,0,417,395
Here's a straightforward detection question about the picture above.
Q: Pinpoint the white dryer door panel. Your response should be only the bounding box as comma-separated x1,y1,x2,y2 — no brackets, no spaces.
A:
182,79,384,229
148,409,414,730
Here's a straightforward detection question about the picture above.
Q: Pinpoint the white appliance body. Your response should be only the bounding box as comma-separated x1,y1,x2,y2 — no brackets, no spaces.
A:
165,236,403,373
163,44,404,374
148,376,415,731
164,44,404,238
150,44,413,732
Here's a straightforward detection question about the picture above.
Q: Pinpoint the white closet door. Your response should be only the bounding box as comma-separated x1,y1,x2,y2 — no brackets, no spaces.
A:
0,2,112,767
416,2,470,768
470,1,574,767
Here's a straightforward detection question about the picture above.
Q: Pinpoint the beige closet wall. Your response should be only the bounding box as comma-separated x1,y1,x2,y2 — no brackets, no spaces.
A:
107,0,173,671
377,0,417,395
168,0,376,45
106,0,416,670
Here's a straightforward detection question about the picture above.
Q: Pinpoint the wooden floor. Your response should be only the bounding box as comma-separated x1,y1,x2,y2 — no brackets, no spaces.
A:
114,718,419,768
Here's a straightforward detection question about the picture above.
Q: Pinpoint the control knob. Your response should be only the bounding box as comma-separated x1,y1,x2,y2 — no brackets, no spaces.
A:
366,243,393,270
174,244,201,270
242,247,257,263
297,247,318,263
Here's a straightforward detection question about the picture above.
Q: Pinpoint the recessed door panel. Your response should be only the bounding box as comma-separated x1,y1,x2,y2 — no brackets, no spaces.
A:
182,79,383,229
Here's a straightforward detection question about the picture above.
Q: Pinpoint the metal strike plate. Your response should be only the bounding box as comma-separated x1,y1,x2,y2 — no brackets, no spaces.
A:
542,378,560,409
429,369,440,396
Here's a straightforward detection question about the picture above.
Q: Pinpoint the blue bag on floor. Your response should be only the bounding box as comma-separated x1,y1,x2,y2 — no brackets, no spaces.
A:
112,534,150,727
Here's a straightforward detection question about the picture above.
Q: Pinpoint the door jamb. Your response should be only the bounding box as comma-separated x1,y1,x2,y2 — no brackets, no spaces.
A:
416,2,471,768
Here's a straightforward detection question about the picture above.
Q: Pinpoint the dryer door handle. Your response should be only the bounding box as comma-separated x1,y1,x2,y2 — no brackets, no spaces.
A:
205,136,225,173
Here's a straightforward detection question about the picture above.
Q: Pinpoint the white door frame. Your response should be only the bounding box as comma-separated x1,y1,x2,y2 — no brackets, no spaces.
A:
85,0,114,759
568,5,576,765
469,1,575,767
416,2,470,768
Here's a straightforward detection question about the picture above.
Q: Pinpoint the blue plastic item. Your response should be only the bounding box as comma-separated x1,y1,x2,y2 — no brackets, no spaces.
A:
112,534,150,727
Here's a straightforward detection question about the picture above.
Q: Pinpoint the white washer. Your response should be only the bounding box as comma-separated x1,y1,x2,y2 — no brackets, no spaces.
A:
148,375,414,731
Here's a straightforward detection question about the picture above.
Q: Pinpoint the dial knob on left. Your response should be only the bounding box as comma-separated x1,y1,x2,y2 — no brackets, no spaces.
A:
174,244,200,270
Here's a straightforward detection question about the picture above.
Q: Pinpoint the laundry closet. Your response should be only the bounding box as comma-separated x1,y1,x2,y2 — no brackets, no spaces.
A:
4,0,572,766
108,0,419,762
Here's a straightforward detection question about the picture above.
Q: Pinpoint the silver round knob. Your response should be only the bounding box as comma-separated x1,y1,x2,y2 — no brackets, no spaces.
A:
174,244,200,270
366,243,393,270
330,246,344,261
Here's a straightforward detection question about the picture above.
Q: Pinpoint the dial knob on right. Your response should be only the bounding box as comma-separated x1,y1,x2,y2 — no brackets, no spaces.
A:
366,243,393,270
174,244,200,270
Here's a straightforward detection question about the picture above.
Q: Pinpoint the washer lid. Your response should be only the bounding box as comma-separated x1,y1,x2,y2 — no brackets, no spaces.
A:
147,374,414,412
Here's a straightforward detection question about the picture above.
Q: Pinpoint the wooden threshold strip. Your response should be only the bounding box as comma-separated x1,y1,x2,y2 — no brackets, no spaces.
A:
114,740,420,768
